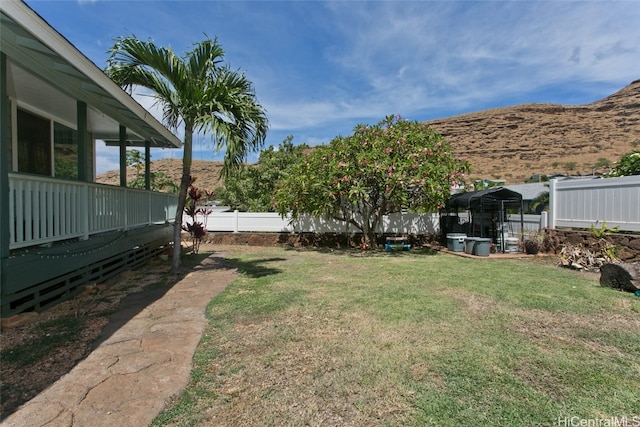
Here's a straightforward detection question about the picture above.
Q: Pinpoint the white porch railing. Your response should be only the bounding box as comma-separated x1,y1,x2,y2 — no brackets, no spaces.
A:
8,173,178,250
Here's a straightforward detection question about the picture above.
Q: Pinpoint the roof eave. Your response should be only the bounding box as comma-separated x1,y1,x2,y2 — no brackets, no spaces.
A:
0,0,182,149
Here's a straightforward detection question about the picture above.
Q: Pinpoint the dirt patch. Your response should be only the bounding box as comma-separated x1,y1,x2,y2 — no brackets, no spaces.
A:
204,231,437,250
510,306,640,351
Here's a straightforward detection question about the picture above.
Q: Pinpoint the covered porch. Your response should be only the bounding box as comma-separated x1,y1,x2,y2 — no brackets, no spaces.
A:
1,2,182,317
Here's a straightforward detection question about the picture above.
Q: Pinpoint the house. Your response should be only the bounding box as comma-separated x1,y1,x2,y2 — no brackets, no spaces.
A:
1,1,182,317
504,182,549,214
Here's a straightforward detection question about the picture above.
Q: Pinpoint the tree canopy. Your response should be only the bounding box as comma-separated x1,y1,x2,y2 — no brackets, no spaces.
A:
606,150,640,177
273,115,470,245
216,136,309,212
126,149,177,193
106,36,268,271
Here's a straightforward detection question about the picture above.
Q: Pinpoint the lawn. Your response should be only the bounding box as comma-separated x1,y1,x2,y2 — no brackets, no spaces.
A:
152,246,640,427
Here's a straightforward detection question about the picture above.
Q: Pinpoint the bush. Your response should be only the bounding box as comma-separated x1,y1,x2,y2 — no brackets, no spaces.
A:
606,150,640,177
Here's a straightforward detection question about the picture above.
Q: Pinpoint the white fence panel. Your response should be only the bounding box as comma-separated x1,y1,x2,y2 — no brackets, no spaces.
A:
237,212,293,232
188,177,640,236
503,214,545,235
201,211,243,232
381,212,440,234
202,211,446,234
199,210,548,236
550,176,640,231
294,214,353,233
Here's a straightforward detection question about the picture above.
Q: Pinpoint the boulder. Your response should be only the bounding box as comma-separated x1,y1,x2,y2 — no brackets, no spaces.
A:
599,263,640,293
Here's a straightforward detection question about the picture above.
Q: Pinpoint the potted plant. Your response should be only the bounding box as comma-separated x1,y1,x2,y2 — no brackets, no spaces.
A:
522,232,542,255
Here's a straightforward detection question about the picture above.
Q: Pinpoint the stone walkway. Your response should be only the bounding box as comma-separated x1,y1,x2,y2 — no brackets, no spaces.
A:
2,254,236,427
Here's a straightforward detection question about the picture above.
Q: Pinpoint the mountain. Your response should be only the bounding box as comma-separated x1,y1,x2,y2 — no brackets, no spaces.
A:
97,80,640,187
425,79,640,183
96,159,227,191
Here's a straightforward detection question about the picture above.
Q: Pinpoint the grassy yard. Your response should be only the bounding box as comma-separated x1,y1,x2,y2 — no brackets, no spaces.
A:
152,246,640,427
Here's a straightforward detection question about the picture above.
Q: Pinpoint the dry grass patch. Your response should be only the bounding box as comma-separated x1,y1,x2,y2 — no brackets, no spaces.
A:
195,306,418,426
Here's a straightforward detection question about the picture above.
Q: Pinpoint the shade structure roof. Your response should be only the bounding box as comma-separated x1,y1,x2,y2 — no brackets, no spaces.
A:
445,187,523,210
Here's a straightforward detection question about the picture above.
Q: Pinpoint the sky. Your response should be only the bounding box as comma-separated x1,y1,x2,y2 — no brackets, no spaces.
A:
24,0,640,174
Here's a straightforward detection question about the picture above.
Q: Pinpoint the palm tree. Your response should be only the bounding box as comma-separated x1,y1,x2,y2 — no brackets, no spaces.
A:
106,36,268,272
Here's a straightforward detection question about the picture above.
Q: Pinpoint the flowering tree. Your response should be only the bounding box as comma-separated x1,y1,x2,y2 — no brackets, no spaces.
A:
606,150,640,177
273,115,470,246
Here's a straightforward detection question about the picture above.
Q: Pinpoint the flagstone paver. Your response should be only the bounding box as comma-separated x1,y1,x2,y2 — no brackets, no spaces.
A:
2,254,236,427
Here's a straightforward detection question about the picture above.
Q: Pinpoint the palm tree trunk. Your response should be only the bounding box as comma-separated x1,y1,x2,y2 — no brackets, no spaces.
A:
171,127,193,272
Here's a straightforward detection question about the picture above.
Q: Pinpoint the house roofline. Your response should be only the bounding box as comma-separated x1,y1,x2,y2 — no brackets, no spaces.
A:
0,0,182,149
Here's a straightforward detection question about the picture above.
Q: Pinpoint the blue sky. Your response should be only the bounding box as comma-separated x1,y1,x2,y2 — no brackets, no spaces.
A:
25,0,640,174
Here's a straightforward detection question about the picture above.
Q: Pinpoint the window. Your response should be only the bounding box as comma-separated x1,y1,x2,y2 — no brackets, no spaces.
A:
16,108,78,179
17,108,51,175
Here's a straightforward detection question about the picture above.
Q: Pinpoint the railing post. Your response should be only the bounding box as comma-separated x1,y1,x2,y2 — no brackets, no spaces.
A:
233,210,239,233
81,182,89,240
124,187,129,231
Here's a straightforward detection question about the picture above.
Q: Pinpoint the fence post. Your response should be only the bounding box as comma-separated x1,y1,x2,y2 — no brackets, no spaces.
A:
540,211,548,230
548,179,557,229
233,210,239,233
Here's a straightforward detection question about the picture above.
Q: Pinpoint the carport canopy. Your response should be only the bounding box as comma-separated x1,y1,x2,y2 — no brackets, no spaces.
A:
445,187,522,211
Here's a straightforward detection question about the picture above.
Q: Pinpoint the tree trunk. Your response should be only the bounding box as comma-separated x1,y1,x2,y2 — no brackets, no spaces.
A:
368,214,379,248
171,127,193,273
599,263,640,293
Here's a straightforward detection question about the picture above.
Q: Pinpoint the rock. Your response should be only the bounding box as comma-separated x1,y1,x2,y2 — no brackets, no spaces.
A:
247,234,267,246
599,263,640,293
426,80,640,183
627,238,640,252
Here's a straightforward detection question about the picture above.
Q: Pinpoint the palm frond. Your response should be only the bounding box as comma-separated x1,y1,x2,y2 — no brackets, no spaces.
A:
185,38,224,82
106,35,268,176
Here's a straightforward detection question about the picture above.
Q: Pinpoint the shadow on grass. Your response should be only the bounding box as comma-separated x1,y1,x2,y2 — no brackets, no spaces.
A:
286,246,440,257
223,257,286,278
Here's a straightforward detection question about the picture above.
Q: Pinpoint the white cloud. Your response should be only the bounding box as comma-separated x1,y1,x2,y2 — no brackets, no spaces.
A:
59,0,638,172
315,1,639,116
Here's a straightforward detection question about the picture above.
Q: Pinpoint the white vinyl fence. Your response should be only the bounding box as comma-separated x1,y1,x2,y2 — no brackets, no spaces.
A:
195,210,542,235
196,176,640,235
195,211,442,234
549,175,640,232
